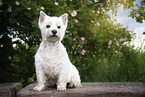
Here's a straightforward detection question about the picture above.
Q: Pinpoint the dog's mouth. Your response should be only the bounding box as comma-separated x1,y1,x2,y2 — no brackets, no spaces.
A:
50,35,57,37
47,35,59,42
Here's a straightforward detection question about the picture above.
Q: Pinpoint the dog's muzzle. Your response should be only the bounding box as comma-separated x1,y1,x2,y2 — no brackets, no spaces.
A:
47,29,59,42
52,30,57,35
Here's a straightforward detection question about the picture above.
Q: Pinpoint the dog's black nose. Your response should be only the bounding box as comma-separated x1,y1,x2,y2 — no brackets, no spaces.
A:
52,30,57,35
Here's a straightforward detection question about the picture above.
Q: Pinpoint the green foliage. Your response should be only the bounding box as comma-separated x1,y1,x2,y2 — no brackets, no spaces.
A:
0,0,145,86
0,35,13,82
129,1,145,23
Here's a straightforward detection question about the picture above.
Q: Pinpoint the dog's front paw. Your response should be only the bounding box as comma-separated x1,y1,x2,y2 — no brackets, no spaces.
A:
33,85,45,91
57,84,66,92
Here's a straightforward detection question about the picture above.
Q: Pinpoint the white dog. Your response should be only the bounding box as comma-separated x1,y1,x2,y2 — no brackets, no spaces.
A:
33,11,81,92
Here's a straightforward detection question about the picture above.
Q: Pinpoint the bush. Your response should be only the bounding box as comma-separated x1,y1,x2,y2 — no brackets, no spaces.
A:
0,0,145,87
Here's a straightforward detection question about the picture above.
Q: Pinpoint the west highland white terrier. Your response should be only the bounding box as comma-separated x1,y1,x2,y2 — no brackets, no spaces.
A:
33,11,81,92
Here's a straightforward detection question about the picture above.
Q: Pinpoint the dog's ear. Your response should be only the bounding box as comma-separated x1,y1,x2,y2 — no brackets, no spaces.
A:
39,11,47,23
60,14,68,26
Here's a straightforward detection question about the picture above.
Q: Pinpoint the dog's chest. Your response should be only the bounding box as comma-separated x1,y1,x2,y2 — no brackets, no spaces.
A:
37,44,66,76
41,45,62,61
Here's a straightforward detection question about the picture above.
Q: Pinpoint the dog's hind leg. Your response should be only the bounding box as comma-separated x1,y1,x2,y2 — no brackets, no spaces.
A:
68,65,82,88
69,74,82,88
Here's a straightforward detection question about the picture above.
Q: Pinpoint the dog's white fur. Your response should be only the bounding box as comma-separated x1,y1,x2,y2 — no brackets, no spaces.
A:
33,11,81,92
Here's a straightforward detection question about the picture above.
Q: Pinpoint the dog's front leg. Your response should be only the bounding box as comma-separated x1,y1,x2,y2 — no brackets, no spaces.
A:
33,68,46,91
57,74,68,92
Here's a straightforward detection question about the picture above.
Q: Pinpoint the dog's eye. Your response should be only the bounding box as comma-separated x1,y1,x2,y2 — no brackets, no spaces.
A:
57,26,61,29
46,25,50,28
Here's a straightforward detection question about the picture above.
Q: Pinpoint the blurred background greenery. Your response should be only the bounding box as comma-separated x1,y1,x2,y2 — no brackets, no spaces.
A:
0,0,145,87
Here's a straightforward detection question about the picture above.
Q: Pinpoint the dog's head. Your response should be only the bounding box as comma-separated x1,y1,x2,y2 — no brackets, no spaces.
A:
38,11,68,42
